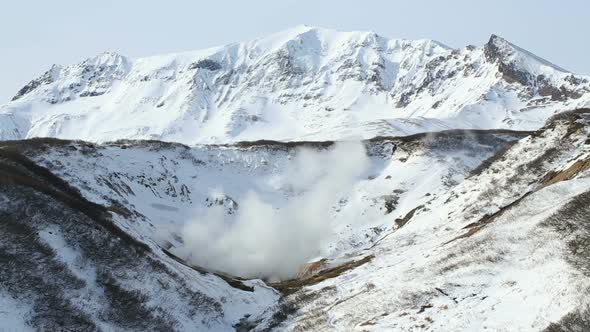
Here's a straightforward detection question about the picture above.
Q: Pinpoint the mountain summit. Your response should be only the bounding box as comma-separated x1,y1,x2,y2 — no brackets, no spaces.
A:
1,27,589,144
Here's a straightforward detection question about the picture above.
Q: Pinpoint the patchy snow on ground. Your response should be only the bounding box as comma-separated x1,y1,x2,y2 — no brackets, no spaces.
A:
0,291,34,332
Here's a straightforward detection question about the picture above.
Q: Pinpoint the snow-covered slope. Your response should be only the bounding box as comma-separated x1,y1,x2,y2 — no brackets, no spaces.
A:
0,144,278,331
2,26,589,144
0,129,523,330
267,109,590,331
3,108,590,330
20,131,521,264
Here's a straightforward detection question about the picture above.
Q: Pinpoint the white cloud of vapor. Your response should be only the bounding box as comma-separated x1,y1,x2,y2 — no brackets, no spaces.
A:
172,141,369,281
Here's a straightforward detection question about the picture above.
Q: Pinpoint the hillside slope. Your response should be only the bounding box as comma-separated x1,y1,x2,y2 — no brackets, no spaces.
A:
0,129,522,330
261,109,590,331
0,145,277,331
3,110,590,330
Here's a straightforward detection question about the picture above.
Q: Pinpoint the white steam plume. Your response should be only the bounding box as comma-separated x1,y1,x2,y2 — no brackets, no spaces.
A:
173,141,369,281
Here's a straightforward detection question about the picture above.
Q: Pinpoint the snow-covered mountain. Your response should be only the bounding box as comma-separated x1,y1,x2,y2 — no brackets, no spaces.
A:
3,26,590,332
1,26,589,144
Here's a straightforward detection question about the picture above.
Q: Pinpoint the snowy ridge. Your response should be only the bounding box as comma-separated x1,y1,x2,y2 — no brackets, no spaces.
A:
1,26,589,144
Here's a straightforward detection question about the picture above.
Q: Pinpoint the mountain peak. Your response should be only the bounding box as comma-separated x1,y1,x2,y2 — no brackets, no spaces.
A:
10,50,131,103
10,65,61,102
263,25,391,43
488,33,508,45
284,24,318,34
484,33,568,73
82,50,130,69
484,34,516,62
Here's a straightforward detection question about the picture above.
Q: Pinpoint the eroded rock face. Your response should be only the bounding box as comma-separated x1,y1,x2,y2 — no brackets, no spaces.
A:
189,59,222,71
484,34,534,86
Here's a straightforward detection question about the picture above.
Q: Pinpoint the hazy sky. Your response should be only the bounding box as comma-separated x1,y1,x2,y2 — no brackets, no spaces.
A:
1,0,588,102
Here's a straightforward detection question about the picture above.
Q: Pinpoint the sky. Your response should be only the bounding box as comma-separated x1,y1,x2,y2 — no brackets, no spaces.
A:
1,0,588,102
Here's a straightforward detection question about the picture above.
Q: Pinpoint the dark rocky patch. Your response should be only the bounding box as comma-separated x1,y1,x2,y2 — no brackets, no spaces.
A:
189,59,222,71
